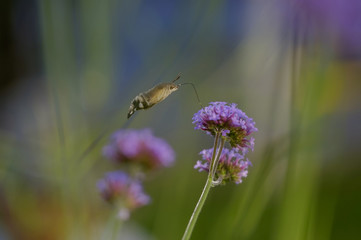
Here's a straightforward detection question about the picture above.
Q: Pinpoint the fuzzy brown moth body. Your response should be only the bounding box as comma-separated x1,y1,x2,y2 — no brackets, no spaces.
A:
127,73,202,119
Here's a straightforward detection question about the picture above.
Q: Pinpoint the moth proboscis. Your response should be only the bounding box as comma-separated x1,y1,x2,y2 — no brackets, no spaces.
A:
127,73,202,119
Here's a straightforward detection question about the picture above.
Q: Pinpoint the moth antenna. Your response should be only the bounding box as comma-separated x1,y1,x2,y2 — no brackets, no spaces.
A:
172,72,182,83
178,82,203,108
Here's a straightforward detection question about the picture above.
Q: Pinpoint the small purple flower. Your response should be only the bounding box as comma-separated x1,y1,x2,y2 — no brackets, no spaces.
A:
97,171,150,220
103,129,175,171
194,148,251,184
192,102,257,150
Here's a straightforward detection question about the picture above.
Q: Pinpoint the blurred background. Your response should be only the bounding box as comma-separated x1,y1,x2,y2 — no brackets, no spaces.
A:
1,0,361,239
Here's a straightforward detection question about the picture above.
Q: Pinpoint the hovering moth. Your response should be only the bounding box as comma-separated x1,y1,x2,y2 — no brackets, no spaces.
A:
127,73,202,118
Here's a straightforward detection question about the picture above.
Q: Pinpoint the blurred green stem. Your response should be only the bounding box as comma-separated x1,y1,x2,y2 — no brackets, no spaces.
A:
111,217,123,240
182,132,223,240
104,211,124,240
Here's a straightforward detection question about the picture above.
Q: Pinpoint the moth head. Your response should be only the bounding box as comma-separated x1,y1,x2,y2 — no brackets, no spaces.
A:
168,83,179,93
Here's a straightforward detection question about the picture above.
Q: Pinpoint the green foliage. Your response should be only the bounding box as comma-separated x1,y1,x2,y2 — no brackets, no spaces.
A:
1,1,360,239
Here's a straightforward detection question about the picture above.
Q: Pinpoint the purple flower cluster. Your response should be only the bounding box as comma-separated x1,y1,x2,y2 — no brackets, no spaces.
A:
97,171,150,220
192,102,257,151
194,148,251,184
98,129,175,219
192,102,257,184
103,129,175,171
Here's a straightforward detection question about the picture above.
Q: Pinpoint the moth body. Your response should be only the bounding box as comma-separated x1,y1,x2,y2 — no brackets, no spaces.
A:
127,82,179,118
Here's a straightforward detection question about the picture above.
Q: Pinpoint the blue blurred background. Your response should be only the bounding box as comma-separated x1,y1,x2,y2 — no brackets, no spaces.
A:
1,0,361,239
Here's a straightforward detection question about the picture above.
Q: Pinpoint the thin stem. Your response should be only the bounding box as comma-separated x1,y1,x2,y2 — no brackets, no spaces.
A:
182,175,213,240
103,211,124,240
209,132,221,172
211,137,225,182
182,132,224,240
111,218,123,240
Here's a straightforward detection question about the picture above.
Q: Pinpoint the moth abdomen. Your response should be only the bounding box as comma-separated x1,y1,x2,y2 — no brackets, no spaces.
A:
127,93,151,118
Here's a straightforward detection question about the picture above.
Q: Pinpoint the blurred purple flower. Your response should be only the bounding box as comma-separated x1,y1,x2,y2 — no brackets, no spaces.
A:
97,171,150,220
289,0,361,55
103,129,175,171
194,148,251,184
192,102,257,151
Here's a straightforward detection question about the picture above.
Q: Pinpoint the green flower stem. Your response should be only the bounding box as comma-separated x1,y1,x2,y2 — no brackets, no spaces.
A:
182,132,224,240
104,211,124,240
209,132,221,173
211,137,225,182
111,218,123,240
181,174,213,240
